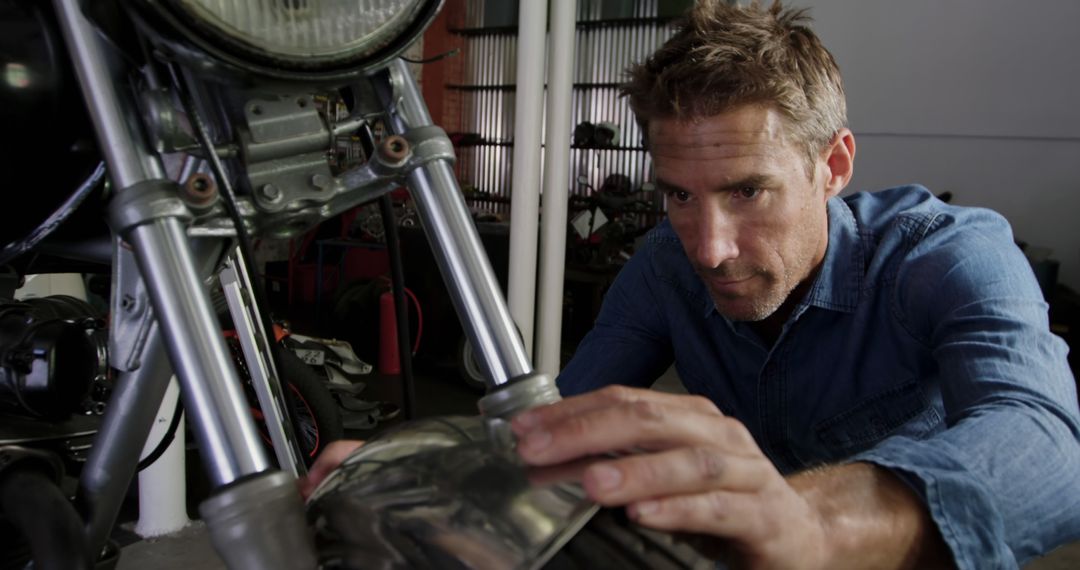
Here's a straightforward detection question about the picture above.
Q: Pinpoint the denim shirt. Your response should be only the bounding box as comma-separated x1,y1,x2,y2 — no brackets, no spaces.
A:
557,185,1080,568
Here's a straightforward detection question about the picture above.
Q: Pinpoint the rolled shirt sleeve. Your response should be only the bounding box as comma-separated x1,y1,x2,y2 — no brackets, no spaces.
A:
852,210,1080,568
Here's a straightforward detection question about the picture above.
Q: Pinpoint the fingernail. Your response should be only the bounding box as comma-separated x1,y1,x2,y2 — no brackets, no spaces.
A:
632,500,658,518
521,429,551,453
589,464,623,491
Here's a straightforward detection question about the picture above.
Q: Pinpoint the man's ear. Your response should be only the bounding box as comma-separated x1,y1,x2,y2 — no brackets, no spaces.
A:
821,128,856,199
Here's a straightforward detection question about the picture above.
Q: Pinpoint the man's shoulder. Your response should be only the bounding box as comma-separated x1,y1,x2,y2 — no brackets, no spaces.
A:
843,185,1013,252
843,185,943,232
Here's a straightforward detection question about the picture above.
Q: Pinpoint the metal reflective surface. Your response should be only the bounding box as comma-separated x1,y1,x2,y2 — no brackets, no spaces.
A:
307,415,598,570
130,219,270,485
221,250,305,477
382,59,533,387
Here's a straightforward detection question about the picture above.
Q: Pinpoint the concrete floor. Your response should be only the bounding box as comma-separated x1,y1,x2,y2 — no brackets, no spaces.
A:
115,369,1080,569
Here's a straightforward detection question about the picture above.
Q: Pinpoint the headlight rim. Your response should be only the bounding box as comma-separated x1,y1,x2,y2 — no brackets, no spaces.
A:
130,0,442,81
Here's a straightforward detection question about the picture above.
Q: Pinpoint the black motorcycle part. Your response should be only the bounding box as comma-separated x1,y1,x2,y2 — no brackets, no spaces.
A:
545,509,712,570
379,193,417,419
0,296,102,421
0,446,92,570
0,1,102,249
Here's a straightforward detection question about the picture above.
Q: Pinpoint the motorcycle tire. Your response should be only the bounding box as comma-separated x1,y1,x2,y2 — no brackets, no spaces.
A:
544,509,714,570
456,336,487,393
256,345,344,467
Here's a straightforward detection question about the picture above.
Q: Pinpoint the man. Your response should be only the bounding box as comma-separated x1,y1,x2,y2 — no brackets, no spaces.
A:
304,1,1080,567
508,1,1080,569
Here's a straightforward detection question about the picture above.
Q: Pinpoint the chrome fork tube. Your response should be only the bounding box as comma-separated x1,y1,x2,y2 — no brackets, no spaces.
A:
129,220,270,484
55,0,269,486
380,59,533,387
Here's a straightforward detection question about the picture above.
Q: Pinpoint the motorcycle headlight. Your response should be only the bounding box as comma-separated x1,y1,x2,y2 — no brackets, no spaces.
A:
140,0,441,77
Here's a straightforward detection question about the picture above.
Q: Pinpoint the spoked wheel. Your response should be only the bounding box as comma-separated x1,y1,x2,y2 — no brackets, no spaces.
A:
275,346,343,465
236,340,343,468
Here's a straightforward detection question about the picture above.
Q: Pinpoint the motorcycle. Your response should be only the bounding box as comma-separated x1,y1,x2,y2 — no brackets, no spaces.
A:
0,1,708,568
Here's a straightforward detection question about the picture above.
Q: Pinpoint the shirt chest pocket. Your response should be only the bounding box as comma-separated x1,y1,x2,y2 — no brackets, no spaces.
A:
813,379,942,458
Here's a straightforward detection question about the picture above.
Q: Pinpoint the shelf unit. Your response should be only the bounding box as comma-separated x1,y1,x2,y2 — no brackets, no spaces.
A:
445,0,680,215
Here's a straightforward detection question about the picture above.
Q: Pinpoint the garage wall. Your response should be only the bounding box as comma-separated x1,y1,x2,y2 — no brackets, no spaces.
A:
790,0,1080,290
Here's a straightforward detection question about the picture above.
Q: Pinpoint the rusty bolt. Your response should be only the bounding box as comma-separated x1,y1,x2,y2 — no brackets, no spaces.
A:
183,173,217,207
378,135,410,164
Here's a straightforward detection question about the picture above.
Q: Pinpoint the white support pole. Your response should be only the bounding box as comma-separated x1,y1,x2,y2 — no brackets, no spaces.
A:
135,376,190,537
536,0,577,377
507,0,550,359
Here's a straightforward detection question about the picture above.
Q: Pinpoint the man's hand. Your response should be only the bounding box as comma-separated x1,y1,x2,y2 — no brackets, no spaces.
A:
298,439,365,500
511,386,952,569
510,386,830,568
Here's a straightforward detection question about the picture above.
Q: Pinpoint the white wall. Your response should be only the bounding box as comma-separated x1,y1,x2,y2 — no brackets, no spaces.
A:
794,0,1080,290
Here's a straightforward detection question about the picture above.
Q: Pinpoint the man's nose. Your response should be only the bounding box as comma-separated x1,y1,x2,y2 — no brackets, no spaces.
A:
693,212,740,269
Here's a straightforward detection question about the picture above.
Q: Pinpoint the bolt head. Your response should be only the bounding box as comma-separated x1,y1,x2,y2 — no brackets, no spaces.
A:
261,184,281,202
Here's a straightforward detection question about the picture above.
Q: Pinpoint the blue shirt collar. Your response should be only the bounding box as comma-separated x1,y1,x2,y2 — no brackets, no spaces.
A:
801,197,864,313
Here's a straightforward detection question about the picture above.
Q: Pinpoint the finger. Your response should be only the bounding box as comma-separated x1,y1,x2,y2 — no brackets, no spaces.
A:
516,399,755,466
512,385,721,437
298,439,365,500
628,490,766,544
581,447,773,506
525,456,606,488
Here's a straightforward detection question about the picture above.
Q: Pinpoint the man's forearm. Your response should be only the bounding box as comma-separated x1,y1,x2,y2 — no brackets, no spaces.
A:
787,462,953,569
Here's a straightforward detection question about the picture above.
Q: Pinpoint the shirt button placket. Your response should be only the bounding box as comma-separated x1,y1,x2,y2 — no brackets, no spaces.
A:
757,344,801,473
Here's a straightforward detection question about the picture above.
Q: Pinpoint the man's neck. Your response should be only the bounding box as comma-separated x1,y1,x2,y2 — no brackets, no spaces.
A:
748,278,814,348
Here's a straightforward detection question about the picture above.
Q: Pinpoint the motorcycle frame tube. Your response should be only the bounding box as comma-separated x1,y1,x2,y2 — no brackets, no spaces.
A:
130,218,270,485
77,321,173,558
381,59,532,387
56,0,270,486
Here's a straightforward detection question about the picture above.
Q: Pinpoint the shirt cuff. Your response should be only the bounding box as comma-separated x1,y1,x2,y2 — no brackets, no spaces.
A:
848,436,1016,570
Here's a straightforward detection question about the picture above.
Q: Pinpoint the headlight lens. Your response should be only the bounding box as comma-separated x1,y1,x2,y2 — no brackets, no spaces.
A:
174,0,429,66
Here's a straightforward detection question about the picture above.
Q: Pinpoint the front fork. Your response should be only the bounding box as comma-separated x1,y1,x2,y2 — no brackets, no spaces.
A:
373,60,561,423
58,0,559,566
55,1,314,568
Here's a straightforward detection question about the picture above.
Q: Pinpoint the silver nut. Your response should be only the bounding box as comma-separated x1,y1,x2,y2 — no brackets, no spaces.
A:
261,184,281,202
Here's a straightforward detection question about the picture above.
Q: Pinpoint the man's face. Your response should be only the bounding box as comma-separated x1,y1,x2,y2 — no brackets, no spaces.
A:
650,105,838,321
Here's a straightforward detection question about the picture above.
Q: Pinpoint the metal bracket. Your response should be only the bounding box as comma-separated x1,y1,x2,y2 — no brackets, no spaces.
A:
239,94,338,215
109,238,155,372
107,179,192,236
220,249,304,477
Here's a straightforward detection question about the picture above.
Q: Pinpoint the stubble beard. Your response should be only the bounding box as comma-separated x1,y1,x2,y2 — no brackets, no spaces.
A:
707,270,795,322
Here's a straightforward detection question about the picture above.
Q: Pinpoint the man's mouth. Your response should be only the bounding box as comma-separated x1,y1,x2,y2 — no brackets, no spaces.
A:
705,275,755,290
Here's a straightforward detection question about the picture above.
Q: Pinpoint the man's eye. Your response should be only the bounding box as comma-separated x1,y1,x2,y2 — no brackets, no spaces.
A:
735,187,761,199
666,190,691,203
